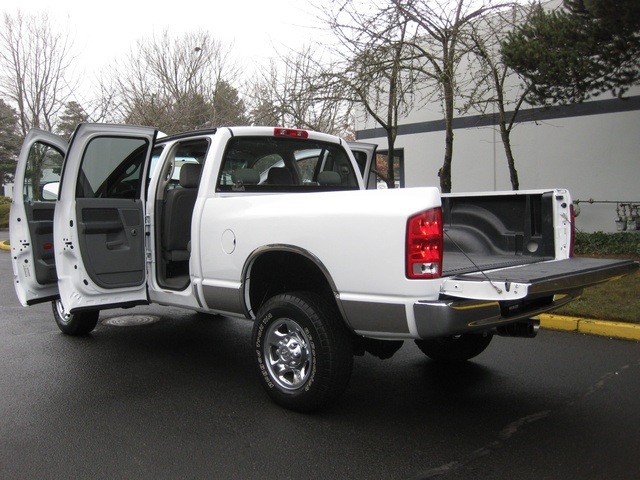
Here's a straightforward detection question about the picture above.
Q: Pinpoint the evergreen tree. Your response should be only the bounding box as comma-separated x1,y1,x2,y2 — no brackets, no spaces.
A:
212,80,248,127
56,101,89,139
0,98,20,184
502,0,640,104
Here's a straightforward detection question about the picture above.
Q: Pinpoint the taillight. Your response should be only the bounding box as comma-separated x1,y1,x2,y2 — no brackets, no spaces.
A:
569,203,575,257
274,128,308,139
406,208,443,279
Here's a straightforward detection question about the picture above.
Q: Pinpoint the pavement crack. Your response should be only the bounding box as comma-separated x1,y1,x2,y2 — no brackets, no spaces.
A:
406,410,551,480
569,359,640,406
408,360,640,480
498,410,551,441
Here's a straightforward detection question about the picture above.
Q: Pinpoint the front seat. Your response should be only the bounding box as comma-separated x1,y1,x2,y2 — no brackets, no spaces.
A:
162,163,202,262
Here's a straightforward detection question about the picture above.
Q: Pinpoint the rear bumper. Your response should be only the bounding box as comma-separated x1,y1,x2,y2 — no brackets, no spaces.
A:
413,291,579,339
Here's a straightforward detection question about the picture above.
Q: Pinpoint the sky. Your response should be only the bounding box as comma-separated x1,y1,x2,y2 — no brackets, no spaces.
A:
2,0,321,98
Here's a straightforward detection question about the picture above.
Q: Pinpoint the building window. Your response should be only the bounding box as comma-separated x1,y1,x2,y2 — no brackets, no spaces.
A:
375,149,404,188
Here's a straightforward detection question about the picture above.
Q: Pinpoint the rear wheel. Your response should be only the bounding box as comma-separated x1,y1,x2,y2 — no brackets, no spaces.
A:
52,299,99,335
415,333,493,363
252,292,353,412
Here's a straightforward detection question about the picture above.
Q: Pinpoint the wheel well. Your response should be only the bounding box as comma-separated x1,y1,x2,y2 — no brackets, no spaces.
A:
247,250,336,314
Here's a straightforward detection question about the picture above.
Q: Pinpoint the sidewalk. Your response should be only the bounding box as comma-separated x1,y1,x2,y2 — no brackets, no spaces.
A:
1,238,638,341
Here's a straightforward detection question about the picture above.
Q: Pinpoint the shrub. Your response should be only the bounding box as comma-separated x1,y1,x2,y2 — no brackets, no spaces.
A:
574,231,640,257
0,202,9,230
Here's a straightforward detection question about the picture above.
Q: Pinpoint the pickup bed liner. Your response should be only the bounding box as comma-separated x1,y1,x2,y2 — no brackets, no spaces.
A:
443,252,553,277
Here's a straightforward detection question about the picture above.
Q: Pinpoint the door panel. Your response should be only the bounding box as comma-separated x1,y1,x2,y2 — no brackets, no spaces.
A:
76,198,145,288
54,124,157,313
25,203,57,284
10,129,67,306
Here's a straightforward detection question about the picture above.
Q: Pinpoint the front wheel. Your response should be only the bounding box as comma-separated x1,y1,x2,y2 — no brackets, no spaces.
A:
252,292,353,412
415,333,493,363
52,299,99,335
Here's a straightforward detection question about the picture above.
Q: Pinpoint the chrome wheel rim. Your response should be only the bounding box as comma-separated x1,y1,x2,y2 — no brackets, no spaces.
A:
54,299,72,325
264,318,312,391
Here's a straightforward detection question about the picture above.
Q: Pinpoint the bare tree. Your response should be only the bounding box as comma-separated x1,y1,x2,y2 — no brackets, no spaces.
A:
0,10,76,134
282,47,355,136
466,4,534,190
392,0,505,193
246,61,288,127
321,1,420,187
246,47,354,137
102,30,246,134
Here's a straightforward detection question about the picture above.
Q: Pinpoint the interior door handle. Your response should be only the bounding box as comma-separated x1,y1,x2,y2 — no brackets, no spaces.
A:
106,239,124,249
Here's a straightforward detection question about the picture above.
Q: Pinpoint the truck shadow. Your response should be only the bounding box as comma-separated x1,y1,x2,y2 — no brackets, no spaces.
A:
73,309,556,422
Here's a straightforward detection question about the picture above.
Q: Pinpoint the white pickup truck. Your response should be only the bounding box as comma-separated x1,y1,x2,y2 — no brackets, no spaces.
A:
11,124,637,411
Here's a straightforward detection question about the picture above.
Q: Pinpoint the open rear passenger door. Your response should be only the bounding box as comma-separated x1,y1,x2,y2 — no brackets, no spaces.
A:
53,124,157,314
347,141,378,189
10,129,67,306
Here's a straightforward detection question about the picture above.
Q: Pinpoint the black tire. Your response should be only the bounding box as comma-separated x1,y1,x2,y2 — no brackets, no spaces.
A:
252,292,353,412
415,333,493,363
52,299,99,336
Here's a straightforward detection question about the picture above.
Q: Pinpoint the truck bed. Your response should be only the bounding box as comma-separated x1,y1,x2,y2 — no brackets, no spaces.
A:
441,191,558,278
440,191,638,287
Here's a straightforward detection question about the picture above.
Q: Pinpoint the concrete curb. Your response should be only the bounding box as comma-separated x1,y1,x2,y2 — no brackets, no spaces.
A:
1,239,638,341
539,314,640,342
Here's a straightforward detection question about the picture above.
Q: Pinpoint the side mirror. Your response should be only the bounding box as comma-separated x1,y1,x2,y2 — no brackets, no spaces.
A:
41,182,60,201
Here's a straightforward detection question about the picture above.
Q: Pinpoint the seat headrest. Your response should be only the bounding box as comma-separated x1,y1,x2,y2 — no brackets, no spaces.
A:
267,167,293,185
317,171,342,186
231,168,260,185
179,163,202,188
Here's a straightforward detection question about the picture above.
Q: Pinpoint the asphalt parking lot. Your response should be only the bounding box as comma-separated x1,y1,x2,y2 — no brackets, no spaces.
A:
1,251,639,479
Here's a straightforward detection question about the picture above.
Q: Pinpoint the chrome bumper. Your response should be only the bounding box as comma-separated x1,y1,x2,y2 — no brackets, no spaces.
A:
413,291,580,339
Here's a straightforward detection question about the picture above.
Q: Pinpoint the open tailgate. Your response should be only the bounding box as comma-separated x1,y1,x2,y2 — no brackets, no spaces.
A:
441,258,638,301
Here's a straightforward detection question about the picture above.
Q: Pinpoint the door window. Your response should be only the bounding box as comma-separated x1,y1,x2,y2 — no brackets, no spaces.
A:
76,137,149,199
23,142,64,202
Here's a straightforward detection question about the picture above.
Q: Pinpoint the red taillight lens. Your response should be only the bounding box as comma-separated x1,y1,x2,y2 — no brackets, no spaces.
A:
406,208,443,279
274,128,308,139
569,204,575,257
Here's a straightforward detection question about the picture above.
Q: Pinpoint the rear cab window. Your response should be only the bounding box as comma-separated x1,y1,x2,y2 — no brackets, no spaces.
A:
216,136,359,193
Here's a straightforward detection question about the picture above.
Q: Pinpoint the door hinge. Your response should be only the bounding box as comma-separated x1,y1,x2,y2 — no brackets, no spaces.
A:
144,215,153,263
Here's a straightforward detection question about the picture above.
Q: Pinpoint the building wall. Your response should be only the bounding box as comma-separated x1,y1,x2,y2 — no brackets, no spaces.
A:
356,88,640,233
